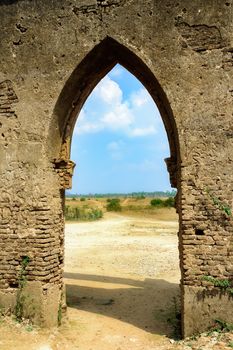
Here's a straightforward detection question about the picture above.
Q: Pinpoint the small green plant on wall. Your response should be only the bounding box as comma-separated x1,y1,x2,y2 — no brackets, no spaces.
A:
205,188,232,217
202,275,233,296
210,319,233,333
15,256,30,321
58,301,62,326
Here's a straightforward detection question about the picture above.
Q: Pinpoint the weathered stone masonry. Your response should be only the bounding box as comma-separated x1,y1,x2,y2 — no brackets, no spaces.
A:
0,0,232,337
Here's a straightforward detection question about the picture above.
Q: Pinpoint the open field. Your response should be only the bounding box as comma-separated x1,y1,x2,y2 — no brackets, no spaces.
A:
65,196,177,220
0,208,232,349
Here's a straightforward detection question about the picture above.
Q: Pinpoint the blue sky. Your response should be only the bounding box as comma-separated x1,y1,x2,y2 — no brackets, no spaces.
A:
70,64,172,194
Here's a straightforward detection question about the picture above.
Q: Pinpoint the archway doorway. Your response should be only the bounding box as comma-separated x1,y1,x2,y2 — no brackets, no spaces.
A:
50,37,182,341
63,62,181,345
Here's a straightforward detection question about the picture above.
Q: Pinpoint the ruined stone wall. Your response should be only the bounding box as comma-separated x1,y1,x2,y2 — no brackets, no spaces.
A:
0,0,232,336
0,79,65,324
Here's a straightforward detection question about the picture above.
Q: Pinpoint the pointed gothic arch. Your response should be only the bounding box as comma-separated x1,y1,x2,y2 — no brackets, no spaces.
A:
48,36,183,332
49,37,180,189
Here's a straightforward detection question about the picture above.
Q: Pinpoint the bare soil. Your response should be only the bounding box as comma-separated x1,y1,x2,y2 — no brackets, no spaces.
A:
0,211,232,349
64,211,180,350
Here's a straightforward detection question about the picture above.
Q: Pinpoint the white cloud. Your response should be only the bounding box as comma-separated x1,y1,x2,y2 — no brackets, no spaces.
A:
74,109,102,134
130,88,150,107
129,126,157,137
94,75,122,104
74,74,162,138
101,103,134,130
75,121,102,134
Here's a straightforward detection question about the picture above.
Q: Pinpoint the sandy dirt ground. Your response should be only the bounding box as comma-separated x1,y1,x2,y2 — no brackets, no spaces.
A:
0,212,232,349
64,212,180,350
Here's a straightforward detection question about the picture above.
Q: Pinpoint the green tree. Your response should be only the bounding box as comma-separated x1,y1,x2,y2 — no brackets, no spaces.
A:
106,198,122,212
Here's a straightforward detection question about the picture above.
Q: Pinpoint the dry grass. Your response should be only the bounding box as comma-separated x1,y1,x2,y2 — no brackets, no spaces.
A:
66,197,178,221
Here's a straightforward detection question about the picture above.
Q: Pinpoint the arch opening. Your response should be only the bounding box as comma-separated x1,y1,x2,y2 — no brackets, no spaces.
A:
50,37,180,191
50,37,183,336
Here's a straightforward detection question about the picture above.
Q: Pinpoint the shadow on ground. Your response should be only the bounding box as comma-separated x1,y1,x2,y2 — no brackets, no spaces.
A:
64,272,180,338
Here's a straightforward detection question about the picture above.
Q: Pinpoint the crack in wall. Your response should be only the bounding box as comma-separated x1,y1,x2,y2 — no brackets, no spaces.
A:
176,19,224,52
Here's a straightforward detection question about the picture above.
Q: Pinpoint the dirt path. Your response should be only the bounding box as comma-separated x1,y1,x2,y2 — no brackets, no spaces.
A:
0,213,232,349
64,213,180,350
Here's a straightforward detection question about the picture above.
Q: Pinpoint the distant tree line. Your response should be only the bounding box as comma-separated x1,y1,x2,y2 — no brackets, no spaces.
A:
66,190,177,199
